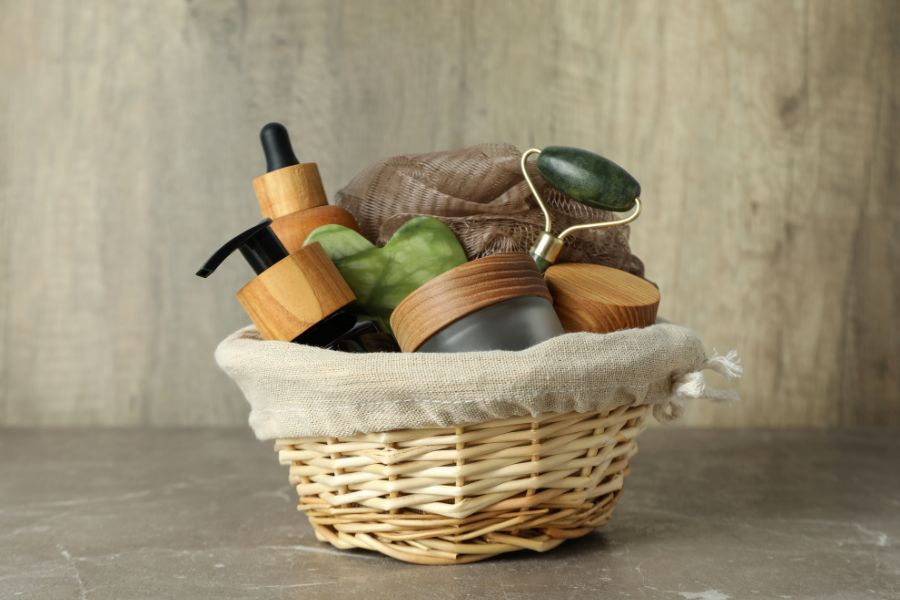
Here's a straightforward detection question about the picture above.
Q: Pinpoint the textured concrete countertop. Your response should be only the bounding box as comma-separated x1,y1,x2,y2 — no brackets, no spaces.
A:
1,428,897,599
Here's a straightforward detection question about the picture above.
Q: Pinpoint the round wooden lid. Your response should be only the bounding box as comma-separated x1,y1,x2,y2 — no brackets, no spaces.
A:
544,263,660,334
390,253,552,352
252,162,327,219
236,243,355,341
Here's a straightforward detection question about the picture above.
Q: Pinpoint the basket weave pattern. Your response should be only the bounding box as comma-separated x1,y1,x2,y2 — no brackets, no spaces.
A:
275,404,648,564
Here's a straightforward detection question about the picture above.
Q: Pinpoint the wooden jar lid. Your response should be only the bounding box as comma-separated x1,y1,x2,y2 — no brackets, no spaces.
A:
544,263,660,334
390,253,552,352
252,162,327,219
235,243,355,341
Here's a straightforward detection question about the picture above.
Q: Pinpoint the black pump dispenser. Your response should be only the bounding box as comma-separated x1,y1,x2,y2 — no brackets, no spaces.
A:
196,218,399,352
260,122,299,172
197,220,287,278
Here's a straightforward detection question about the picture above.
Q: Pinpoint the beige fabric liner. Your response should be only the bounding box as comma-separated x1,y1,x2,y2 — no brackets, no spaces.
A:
216,323,741,440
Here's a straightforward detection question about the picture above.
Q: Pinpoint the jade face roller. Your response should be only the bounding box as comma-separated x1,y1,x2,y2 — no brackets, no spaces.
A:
521,146,643,272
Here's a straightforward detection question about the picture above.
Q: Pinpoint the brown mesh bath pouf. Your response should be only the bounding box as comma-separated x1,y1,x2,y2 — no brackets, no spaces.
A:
334,143,646,277
275,404,648,565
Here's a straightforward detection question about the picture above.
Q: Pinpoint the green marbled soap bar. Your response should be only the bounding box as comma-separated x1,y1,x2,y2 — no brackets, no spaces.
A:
305,216,468,331
536,146,641,212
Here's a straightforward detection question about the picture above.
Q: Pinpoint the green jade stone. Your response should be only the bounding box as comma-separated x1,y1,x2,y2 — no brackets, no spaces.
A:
529,252,553,274
536,146,641,212
304,216,468,332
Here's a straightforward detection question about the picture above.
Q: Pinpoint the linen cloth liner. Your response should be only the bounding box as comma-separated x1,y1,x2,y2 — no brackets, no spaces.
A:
216,323,741,440
334,143,645,277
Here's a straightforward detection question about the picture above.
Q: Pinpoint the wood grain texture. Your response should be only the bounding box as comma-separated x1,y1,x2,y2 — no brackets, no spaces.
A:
236,244,355,342
545,264,660,334
269,205,360,255
252,163,327,219
0,0,897,427
390,253,551,352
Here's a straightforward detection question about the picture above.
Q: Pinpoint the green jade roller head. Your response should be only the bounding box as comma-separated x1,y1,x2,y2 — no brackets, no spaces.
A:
522,146,642,272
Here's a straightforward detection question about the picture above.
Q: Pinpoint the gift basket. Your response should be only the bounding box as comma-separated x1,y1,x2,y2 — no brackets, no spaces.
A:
200,125,741,564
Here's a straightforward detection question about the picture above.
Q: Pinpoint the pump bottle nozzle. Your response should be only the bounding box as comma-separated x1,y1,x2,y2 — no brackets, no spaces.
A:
196,216,394,351
196,219,288,277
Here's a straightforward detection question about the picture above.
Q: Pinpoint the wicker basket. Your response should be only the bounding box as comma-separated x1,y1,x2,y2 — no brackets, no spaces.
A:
275,403,648,564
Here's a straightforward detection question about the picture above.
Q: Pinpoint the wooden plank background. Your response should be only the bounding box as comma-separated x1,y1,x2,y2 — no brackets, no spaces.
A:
1,0,897,427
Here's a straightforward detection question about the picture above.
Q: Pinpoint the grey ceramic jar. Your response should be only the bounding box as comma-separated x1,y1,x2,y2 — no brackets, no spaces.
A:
390,253,564,353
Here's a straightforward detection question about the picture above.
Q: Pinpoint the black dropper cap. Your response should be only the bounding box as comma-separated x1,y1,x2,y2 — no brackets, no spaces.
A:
260,122,299,172
196,219,288,278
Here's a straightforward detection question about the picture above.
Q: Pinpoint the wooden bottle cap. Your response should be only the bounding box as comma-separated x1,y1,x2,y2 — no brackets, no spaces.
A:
252,162,327,219
390,253,552,352
235,243,355,341
270,205,362,254
544,263,660,334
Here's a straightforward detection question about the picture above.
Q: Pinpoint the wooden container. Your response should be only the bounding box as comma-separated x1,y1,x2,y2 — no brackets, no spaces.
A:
236,243,355,341
252,162,328,218
276,403,648,564
253,162,361,254
390,253,562,353
545,263,660,333
269,206,360,255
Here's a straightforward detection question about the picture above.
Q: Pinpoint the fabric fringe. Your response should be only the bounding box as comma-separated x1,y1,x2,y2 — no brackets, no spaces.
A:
654,350,743,423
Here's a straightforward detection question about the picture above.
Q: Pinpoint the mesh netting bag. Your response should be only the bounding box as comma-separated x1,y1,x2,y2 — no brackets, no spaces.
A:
334,143,645,277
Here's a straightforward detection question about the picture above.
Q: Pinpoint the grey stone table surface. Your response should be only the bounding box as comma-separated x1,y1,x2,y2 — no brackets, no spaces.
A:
1,428,897,600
